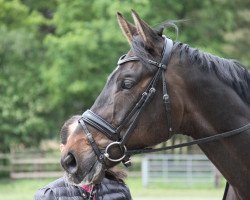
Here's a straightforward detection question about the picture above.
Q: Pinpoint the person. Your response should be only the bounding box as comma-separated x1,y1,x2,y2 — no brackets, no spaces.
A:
34,115,132,200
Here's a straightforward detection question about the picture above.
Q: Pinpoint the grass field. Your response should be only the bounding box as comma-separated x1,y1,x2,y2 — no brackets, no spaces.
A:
0,177,225,200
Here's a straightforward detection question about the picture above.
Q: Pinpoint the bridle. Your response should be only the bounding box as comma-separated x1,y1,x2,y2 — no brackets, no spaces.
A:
79,35,173,165
78,35,250,167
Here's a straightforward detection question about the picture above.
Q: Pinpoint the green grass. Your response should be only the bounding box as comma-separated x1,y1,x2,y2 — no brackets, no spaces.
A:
0,178,54,200
0,177,226,200
126,177,226,200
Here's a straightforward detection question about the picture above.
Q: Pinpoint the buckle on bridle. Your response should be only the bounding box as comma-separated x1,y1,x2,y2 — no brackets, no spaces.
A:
104,142,127,162
158,63,166,69
122,156,132,168
149,88,156,94
163,94,169,103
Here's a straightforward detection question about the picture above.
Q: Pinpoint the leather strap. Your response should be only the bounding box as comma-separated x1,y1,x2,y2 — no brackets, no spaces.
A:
78,118,105,163
161,36,173,65
117,55,139,65
126,123,250,155
222,182,230,200
82,110,117,140
80,36,174,164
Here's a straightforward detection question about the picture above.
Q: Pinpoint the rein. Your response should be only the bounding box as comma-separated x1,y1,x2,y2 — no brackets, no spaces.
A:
78,35,250,167
126,123,250,156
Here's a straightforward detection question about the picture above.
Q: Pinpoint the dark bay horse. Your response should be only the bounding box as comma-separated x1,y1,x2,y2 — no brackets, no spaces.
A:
61,11,250,199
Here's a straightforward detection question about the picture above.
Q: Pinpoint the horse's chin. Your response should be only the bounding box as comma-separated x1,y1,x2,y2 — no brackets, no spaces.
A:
64,161,105,186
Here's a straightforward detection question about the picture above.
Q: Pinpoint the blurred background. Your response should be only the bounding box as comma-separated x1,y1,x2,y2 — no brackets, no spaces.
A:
0,0,249,199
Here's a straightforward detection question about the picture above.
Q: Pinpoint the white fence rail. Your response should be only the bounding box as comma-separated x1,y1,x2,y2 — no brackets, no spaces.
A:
142,154,221,187
0,151,63,179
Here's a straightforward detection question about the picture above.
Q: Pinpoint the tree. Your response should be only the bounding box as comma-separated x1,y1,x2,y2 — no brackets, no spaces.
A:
223,0,250,66
42,0,151,125
0,0,50,151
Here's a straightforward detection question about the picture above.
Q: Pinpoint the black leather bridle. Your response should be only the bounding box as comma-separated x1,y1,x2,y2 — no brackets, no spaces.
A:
78,35,173,165
78,35,250,167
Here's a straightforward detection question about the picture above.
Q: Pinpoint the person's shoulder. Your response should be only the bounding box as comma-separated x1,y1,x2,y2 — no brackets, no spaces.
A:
34,177,86,200
97,177,132,200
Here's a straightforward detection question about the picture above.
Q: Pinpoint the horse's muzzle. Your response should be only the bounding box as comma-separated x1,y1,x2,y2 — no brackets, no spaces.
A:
61,153,78,174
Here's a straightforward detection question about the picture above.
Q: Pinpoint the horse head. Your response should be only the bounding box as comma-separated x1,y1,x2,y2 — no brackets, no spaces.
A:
61,11,250,198
60,10,186,185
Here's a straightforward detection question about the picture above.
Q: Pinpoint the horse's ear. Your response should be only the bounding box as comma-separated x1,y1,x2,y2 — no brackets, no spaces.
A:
131,10,158,49
117,12,137,45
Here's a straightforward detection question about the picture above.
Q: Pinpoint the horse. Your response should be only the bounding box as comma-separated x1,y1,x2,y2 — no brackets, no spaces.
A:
60,10,250,200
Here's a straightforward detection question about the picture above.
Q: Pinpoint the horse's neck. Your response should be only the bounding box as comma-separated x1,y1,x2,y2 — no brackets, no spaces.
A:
178,68,250,198
194,125,250,199
183,103,250,199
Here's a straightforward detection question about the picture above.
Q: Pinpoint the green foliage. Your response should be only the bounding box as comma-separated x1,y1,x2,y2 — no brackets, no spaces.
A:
0,0,249,152
223,0,250,66
0,27,49,151
0,0,49,151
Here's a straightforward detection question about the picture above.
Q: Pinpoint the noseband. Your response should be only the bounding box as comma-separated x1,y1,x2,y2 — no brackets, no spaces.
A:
78,35,250,167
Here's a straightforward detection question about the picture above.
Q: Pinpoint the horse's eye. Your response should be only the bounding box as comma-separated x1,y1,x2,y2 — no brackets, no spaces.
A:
121,79,134,90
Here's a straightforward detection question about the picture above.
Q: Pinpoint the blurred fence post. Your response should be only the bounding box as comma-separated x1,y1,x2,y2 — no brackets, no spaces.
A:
0,153,10,177
142,156,149,187
141,154,224,187
8,150,63,179
214,168,222,188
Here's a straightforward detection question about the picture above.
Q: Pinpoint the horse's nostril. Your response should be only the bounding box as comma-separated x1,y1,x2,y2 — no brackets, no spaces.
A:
61,153,78,174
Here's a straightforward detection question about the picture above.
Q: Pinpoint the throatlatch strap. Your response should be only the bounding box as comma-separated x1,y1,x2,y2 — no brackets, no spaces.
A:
162,71,172,132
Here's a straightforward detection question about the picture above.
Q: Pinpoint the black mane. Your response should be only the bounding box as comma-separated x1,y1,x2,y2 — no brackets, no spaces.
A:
173,42,250,104
132,37,250,104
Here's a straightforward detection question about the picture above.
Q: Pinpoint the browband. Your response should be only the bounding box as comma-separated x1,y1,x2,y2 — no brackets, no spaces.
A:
117,36,173,69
